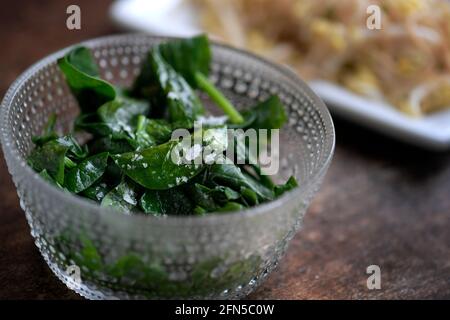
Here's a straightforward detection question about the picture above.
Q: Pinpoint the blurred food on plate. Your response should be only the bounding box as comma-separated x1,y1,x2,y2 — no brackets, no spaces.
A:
191,0,450,116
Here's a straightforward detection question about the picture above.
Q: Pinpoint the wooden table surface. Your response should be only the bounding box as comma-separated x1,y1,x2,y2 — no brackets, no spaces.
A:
1,0,449,300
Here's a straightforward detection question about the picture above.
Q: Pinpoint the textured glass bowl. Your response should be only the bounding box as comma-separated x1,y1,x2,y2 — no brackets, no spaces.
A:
0,34,334,299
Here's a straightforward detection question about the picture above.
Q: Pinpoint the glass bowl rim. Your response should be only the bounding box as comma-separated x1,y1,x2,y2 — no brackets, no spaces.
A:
0,33,335,226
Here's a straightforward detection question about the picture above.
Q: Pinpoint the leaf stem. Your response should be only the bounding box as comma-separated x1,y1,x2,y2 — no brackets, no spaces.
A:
194,72,244,124
136,115,146,133
64,157,77,169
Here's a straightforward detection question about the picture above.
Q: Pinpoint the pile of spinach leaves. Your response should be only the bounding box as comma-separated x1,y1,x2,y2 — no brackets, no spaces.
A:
27,35,297,216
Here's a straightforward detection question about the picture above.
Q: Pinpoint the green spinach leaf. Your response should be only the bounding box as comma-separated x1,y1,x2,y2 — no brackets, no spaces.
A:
274,176,298,197
101,178,139,213
158,34,211,88
88,136,134,154
64,152,109,193
218,201,245,212
240,187,258,206
184,183,218,212
56,135,88,160
28,140,69,185
75,113,115,137
74,234,103,271
210,185,241,204
81,180,110,202
58,46,116,112
132,48,204,128
235,95,287,130
112,140,202,190
133,115,156,150
140,187,193,216
143,118,173,144
39,169,64,189
158,35,244,124
97,97,150,138
208,162,274,201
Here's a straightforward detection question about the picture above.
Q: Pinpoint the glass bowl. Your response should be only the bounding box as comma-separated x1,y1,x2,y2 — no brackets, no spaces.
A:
0,34,335,299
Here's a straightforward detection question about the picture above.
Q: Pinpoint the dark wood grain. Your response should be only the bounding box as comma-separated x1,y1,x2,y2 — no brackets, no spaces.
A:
1,0,449,300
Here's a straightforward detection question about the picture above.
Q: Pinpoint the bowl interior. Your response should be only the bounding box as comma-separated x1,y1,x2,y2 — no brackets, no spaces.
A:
1,35,334,194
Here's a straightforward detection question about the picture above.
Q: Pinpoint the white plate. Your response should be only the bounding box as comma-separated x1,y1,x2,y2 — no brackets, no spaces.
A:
110,0,450,150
